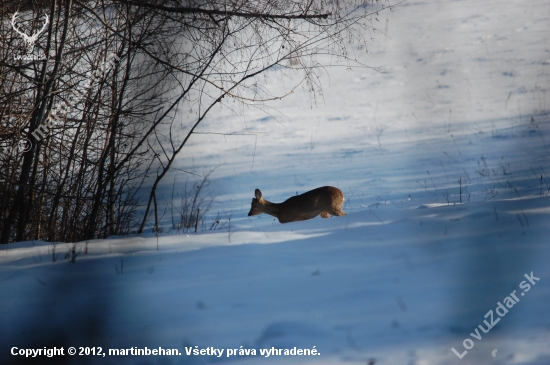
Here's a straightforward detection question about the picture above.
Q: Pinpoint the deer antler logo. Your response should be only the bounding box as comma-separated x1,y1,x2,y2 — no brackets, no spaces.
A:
11,12,49,55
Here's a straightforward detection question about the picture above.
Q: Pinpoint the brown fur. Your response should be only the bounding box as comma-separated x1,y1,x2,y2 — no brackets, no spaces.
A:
248,186,346,223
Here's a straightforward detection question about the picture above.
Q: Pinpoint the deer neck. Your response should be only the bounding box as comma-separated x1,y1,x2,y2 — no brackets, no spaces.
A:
261,199,283,218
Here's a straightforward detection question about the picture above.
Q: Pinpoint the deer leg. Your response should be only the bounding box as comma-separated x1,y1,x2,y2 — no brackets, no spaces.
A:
331,209,346,216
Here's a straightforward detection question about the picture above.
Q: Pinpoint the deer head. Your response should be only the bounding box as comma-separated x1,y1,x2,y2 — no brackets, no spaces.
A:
11,12,49,55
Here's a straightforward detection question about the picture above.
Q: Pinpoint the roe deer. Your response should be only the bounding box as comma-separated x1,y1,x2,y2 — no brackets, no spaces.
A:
248,186,346,223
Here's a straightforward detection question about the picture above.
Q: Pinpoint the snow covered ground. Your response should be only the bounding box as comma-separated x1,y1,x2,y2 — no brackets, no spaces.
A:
2,0,550,364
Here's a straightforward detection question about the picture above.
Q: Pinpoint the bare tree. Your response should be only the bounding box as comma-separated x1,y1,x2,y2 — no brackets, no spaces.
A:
123,0,396,232
0,0,396,243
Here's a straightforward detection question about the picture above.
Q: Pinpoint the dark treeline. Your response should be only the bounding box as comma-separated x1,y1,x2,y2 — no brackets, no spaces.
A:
0,0,390,243
1,0,174,243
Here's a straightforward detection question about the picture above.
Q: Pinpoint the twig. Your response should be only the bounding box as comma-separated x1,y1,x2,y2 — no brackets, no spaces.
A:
195,208,200,233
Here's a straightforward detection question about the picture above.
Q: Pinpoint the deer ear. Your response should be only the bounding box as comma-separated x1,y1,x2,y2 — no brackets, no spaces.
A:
255,189,262,200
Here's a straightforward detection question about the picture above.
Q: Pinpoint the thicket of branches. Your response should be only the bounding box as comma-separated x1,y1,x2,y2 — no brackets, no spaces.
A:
0,0,394,244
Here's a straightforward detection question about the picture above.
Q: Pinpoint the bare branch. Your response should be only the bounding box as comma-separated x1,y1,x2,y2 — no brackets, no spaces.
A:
123,0,331,20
